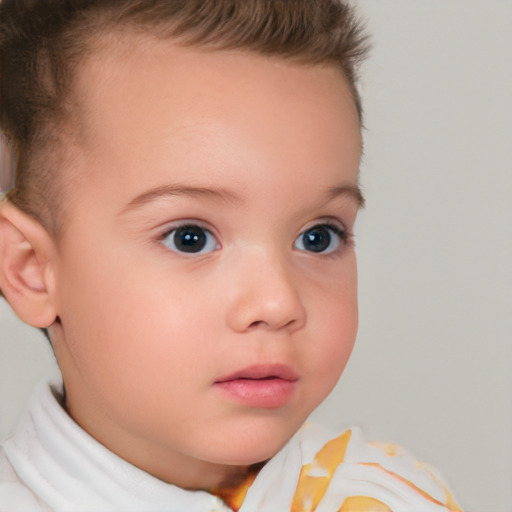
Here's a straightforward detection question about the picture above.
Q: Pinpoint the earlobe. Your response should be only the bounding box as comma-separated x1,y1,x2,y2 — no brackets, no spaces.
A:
0,201,58,328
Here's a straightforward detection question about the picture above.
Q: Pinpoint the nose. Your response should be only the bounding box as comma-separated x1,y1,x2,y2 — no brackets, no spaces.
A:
225,251,307,334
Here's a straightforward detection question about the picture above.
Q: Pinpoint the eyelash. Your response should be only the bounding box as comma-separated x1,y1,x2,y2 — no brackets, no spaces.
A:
159,220,352,256
293,222,352,257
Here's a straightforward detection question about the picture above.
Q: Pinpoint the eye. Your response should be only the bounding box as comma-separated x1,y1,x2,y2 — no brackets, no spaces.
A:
162,224,219,254
294,223,347,254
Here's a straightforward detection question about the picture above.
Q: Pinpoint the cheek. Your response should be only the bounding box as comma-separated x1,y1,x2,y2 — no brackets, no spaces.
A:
62,257,215,383
309,264,358,381
319,302,357,372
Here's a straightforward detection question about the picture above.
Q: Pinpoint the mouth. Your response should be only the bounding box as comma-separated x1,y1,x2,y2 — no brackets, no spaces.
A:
214,364,299,409
216,364,299,383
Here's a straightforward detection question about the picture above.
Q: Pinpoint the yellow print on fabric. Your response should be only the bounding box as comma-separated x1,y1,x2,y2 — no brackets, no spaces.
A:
212,430,462,512
290,432,462,512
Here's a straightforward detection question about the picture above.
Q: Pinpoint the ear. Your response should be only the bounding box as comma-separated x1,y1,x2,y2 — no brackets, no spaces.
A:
0,201,58,328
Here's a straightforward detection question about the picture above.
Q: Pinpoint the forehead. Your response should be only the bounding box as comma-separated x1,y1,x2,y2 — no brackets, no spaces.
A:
70,35,362,204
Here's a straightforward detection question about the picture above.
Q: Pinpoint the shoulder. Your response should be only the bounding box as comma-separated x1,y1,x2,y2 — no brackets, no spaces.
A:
291,423,462,512
0,447,51,512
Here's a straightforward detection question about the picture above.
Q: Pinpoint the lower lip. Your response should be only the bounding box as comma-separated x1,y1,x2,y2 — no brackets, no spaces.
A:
214,378,297,408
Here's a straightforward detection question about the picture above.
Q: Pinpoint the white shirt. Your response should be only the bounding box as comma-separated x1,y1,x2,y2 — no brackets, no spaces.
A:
0,381,461,512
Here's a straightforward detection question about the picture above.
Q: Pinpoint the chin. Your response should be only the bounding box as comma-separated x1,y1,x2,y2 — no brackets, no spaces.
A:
200,418,303,466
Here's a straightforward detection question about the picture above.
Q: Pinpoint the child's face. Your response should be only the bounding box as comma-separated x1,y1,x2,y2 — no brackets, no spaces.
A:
50,38,362,486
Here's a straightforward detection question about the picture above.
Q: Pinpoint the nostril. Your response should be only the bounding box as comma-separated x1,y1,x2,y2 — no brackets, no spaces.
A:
248,318,296,330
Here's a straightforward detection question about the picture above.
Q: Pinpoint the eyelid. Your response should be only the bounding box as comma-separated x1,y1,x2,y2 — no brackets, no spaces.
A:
159,219,219,239
300,217,350,236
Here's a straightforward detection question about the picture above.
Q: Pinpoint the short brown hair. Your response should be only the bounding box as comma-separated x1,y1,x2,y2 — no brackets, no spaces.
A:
0,0,369,235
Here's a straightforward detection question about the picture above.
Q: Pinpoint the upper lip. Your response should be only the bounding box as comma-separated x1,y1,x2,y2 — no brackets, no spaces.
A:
215,364,299,383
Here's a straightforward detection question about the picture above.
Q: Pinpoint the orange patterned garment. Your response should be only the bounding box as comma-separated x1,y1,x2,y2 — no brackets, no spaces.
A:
289,430,462,512
212,424,462,512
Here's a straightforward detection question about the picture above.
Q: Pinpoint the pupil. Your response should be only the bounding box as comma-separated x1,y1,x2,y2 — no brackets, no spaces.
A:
303,226,330,252
174,226,206,253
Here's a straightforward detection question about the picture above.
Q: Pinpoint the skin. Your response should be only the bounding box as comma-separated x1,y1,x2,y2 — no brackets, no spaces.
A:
1,37,363,490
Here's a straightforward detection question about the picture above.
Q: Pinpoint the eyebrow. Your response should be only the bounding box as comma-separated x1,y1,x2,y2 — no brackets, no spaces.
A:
119,181,365,216
327,185,365,209
119,183,242,215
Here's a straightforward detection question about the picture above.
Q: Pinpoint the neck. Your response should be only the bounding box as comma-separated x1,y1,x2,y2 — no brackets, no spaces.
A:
210,462,265,511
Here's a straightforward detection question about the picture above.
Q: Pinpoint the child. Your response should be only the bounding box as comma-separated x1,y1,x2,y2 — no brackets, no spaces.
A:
0,1,462,510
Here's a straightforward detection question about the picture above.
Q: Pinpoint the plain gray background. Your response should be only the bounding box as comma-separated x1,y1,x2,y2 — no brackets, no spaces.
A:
1,1,511,511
